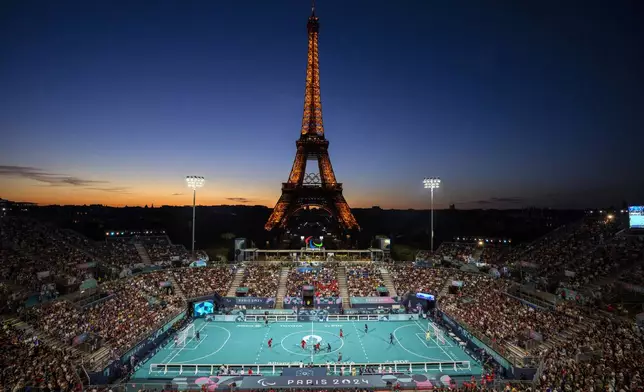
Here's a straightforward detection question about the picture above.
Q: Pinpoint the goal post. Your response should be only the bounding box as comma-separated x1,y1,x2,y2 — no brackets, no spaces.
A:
177,324,195,346
428,321,446,345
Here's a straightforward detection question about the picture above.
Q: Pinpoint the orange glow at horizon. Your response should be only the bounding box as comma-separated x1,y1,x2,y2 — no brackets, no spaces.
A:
0,177,426,209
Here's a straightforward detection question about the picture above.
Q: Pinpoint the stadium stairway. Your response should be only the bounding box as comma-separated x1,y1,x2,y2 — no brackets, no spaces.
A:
439,277,453,297
226,267,246,297
6,317,89,360
337,267,351,308
89,346,113,372
379,267,398,297
168,275,186,301
471,247,484,261
505,342,529,360
275,267,291,309
134,242,152,265
535,318,595,354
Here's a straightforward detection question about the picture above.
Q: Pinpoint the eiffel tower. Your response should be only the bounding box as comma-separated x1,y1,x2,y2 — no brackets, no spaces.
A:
265,1,359,233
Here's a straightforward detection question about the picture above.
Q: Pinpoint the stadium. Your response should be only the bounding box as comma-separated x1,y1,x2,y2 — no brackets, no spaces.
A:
1,2,643,392
1,206,644,391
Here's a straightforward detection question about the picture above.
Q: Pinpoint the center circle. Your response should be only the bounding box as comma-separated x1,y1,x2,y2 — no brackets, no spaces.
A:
303,335,322,344
280,330,344,357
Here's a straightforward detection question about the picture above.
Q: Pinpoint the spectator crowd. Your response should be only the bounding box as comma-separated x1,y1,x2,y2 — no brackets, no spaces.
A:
389,265,452,296
27,271,183,355
172,266,235,298
1,214,643,391
239,265,281,297
346,265,385,296
286,266,339,297
0,321,82,391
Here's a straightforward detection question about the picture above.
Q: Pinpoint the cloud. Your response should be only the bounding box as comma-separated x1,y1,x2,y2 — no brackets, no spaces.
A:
86,187,130,194
469,196,526,206
226,197,253,204
0,165,107,186
171,193,184,196
0,165,128,193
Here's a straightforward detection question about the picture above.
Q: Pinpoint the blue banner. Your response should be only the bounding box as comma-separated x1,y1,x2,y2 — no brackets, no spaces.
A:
223,297,276,308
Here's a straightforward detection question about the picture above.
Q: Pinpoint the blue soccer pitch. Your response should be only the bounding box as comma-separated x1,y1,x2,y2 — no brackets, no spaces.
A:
137,318,482,379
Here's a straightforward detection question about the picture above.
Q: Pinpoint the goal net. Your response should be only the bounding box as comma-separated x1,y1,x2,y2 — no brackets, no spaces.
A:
428,321,446,344
177,324,195,346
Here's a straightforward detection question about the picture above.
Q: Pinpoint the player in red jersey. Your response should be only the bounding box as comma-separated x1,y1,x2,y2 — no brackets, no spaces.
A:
301,339,306,350
339,329,344,338
268,338,273,349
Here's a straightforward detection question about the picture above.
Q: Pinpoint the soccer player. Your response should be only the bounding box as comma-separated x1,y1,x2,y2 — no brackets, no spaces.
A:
301,339,306,350
265,317,269,327
389,333,394,345
426,330,431,341
364,324,368,334
196,330,200,341
339,329,344,338
337,352,343,362
174,335,179,347
268,338,273,349
327,342,331,352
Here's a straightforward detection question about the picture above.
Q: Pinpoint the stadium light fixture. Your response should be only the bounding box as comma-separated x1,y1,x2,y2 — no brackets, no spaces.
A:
186,176,205,258
423,177,441,253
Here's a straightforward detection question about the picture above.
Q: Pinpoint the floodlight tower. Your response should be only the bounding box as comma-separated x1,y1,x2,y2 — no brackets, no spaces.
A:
186,176,205,258
423,177,441,253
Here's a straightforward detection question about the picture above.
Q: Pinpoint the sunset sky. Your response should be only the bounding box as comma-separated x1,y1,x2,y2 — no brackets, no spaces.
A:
1,0,643,209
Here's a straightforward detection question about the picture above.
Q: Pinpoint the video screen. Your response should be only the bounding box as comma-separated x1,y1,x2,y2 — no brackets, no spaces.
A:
193,300,214,317
629,206,644,229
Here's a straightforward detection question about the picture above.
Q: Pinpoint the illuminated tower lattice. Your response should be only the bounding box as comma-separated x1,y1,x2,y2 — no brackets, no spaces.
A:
265,1,359,232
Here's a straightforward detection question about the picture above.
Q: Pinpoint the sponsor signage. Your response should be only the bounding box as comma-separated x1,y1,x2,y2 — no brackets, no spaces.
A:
297,308,330,322
350,297,398,305
252,375,392,387
169,374,428,390
246,309,293,315
283,296,341,307
223,297,276,307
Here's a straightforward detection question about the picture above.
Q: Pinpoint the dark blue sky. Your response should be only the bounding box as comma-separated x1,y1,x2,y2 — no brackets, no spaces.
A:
1,0,643,209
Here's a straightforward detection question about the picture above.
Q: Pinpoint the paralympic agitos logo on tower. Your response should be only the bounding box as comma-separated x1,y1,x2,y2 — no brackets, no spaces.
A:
305,236,323,249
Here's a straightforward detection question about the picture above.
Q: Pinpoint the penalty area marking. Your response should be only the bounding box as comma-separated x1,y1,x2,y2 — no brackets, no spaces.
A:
172,325,232,364
393,324,449,362
178,334,209,350
413,320,456,361
161,322,209,364
415,333,433,348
